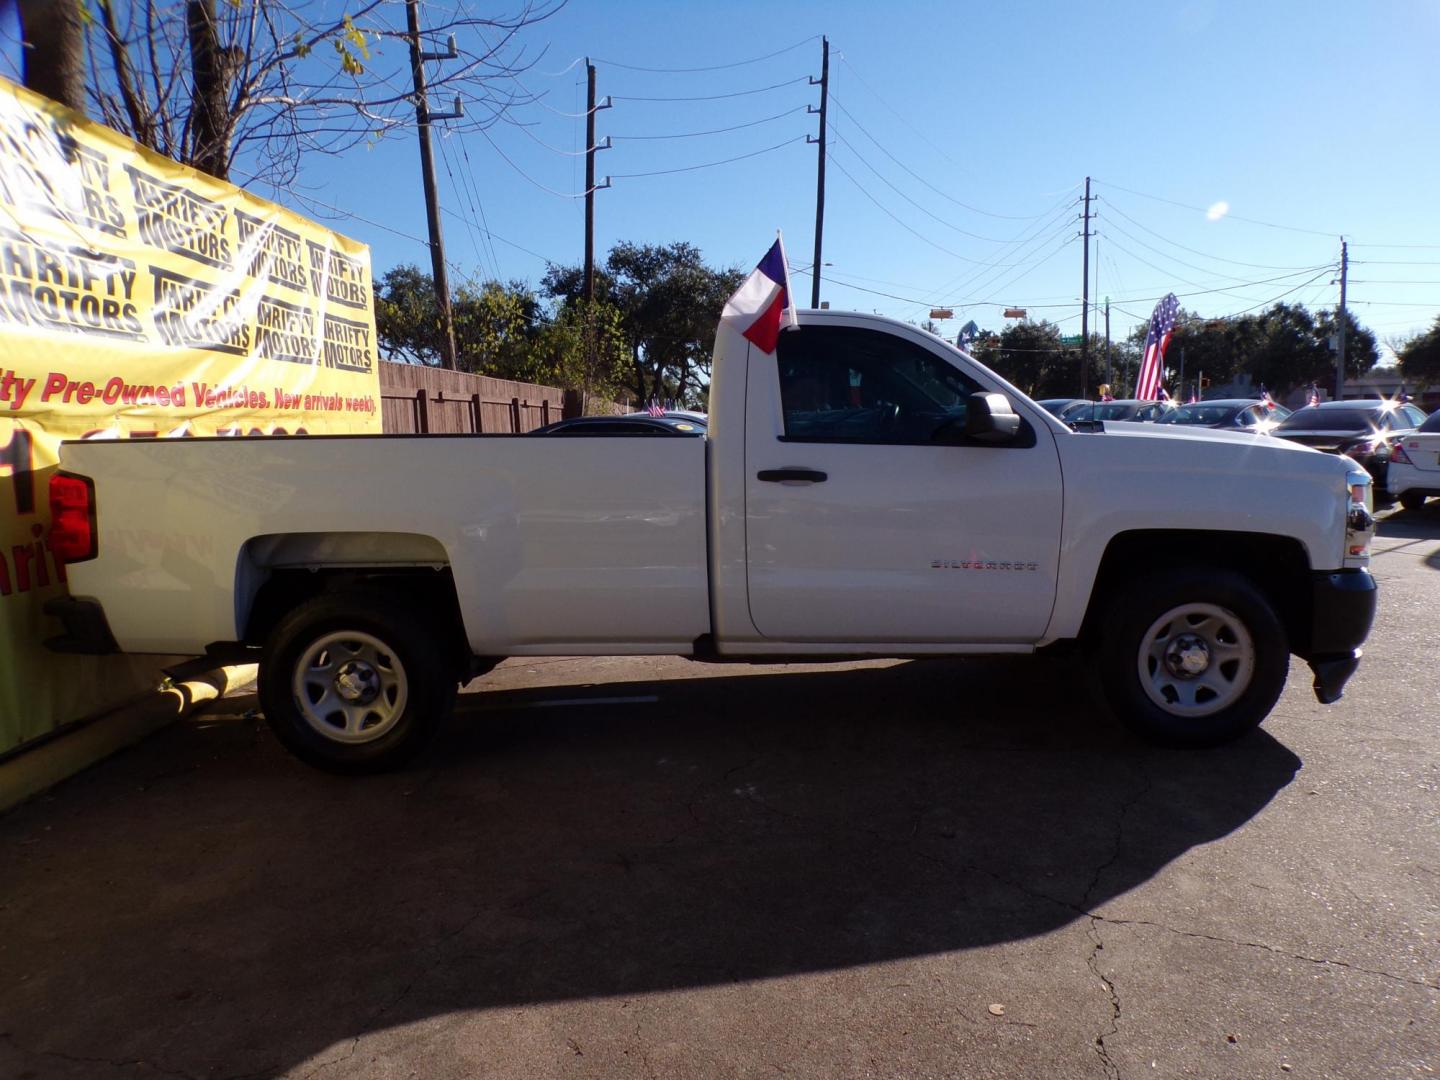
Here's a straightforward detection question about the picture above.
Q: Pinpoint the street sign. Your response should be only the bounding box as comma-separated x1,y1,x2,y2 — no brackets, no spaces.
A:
929,308,954,320
1003,307,1027,318
1060,335,1082,346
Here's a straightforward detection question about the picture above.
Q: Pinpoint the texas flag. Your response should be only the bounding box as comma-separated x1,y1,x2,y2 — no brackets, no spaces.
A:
722,235,799,354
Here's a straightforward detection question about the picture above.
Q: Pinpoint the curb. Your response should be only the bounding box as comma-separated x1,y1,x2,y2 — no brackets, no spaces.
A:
0,663,258,815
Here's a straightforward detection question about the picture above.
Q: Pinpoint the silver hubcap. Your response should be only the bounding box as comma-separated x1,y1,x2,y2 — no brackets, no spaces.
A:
1138,603,1255,718
293,631,407,744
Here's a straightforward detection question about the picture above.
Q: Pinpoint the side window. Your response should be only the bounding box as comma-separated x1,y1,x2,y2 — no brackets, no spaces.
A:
1403,405,1428,427
774,325,984,444
1235,408,1258,427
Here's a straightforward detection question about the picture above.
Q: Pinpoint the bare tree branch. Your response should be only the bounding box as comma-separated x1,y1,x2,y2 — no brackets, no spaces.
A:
77,0,565,188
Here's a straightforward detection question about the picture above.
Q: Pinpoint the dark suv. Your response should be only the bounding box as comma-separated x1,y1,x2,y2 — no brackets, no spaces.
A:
1271,399,1429,486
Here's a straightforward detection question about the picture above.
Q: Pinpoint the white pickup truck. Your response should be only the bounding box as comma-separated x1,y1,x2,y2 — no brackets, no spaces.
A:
46,311,1377,772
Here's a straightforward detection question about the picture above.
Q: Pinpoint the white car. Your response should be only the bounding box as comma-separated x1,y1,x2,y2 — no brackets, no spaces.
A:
1387,407,1440,510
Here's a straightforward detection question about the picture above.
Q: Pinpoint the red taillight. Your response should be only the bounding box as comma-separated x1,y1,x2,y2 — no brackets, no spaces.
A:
49,472,97,563
1391,443,1414,466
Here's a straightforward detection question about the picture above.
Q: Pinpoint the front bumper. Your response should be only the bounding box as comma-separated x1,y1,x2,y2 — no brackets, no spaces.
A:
1304,569,1377,704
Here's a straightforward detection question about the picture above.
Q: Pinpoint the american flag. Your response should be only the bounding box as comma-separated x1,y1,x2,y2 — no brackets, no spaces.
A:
647,401,665,417
1135,293,1179,401
1307,382,1321,407
1260,384,1277,410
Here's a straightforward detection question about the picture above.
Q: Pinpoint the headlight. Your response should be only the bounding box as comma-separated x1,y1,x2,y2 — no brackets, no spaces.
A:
1345,466,1374,561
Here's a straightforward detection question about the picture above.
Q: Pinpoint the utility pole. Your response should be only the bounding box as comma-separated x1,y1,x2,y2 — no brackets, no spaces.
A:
807,36,829,309
406,0,462,369
1104,298,1112,390
582,63,612,302
1335,238,1349,401
1178,347,1186,402
1080,176,1092,398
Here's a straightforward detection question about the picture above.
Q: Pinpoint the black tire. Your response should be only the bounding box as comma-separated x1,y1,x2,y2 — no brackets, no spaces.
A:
258,587,457,774
1095,568,1289,747
1399,492,1427,512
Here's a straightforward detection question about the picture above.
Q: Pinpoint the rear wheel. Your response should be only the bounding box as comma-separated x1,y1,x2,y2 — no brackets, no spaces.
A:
259,588,457,773
1399,492,1427,511
1095,569,1289,747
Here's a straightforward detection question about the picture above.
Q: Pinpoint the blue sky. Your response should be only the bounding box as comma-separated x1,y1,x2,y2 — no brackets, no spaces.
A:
15,0,1440,349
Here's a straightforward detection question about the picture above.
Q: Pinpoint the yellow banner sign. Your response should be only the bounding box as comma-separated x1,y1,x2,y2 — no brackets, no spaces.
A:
0,76,381,756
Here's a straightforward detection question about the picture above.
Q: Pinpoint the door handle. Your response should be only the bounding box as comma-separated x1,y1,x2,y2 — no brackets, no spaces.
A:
756,468,828,483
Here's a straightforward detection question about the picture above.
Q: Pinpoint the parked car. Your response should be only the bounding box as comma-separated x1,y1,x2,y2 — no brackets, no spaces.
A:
49,312,1376,772
1154,398,1291,434
530,413,706,436
1035,398,1092,421
1271,399,1428,487
1386,407,1440,510
1077,399,1176,422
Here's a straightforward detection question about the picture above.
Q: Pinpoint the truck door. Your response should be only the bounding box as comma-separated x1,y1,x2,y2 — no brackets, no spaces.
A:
743,321,1063,643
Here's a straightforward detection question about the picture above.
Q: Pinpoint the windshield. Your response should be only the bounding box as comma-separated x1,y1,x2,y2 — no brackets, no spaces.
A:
1156,405,1237,426
1276,407,1388,432
1088,402,1140,421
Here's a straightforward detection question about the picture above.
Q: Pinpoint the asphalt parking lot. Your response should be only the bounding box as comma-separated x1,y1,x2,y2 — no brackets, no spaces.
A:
1,509,1437,1080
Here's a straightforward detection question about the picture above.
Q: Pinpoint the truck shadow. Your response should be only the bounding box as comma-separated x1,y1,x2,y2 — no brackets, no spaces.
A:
1375,506,1440,569
0,655,1301,1077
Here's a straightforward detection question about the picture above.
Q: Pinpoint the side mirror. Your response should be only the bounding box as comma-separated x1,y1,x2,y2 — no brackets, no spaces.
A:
964,392,1022,443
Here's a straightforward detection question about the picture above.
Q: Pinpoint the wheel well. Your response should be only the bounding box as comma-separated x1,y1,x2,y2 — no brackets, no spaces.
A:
1080,530,1314,653
244,567,471,677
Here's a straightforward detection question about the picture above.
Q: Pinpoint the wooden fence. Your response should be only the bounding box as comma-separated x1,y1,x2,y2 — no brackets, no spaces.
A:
378,362,565,435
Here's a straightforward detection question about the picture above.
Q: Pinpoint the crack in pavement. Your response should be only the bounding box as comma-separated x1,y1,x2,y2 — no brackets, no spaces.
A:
0,1030,269,1080
1079,771,1153,1080
1097,917,1440,992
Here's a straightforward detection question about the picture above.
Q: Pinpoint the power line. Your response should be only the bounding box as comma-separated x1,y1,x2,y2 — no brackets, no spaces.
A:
283,190,431,247
610,75,811,103
828,153,1060,267
908,198,1082,317
476,126,599,198
835,54,969,177
502,117,590,156
829,93,1074,221
590,36,820,73
829,131,1016,243
611,104,809,140
609,134,806,179
1101,232,1336,304
1092,178,1338,238
456,135,508,275
435,133,498,280
1225,266,1339,316
1096,212,1271,285
1350,242,1440,250
1098,196,1318,271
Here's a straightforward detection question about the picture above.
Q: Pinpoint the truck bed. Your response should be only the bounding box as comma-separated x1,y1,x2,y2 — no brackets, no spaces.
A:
59,434,711,655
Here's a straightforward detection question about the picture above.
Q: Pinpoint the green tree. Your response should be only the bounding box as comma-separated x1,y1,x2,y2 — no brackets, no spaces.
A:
1314,308,1380,381
374,264,444,366
453,279,545,379
1398,316,1440,385
974,320,1066,397
544,242,744,406
375,266,543,376
532,301,632,411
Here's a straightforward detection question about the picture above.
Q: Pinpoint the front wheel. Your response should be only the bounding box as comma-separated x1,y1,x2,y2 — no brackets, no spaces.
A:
259,588,457,773
1095,569,1289,747
1399,492,1427,512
